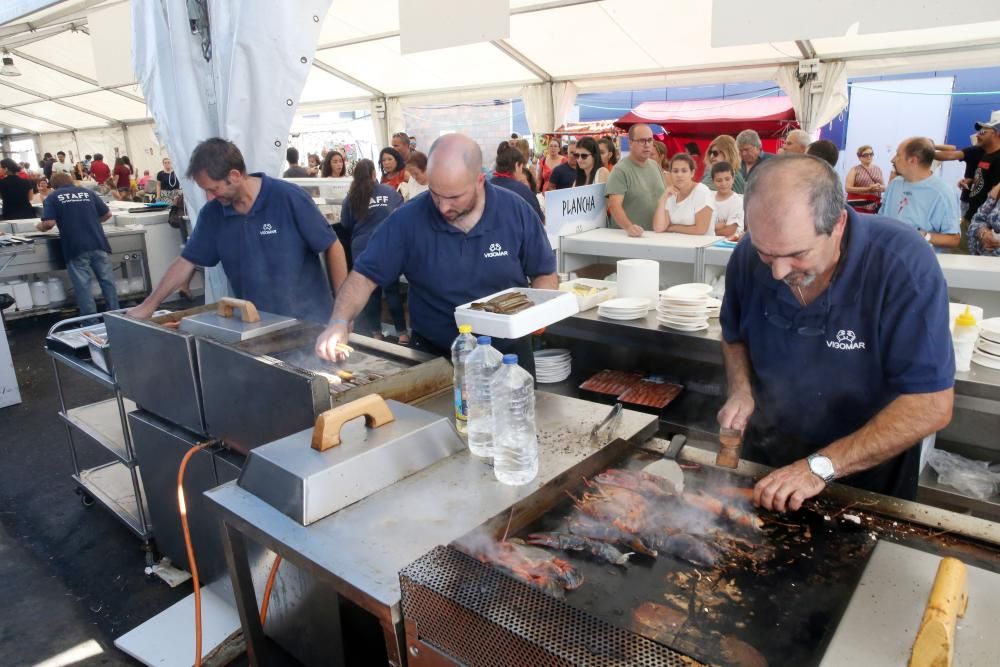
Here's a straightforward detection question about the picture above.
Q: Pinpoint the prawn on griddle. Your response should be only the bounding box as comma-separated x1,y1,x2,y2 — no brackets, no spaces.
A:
527,532,632,565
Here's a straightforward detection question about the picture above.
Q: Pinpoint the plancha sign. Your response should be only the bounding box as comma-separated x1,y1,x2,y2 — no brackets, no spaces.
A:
544,183,608,237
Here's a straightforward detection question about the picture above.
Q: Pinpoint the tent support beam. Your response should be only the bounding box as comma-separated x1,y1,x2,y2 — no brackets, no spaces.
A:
491,39,551,82
0,21,85,50
795,40,817,59
1,107,74,131
0,80,120,125
315,0,602,51
9,49,145,103
311,58,385,98
0,0,112,38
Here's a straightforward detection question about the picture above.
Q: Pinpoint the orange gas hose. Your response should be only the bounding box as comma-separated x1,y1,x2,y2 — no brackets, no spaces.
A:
177,442,213,667
259,555,283,625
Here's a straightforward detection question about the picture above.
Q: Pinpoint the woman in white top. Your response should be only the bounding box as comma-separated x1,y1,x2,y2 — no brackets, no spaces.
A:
652,153,713,235
399,151,429,201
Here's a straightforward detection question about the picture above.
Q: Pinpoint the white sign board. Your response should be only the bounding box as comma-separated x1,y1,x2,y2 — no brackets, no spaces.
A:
399,0,509,55
0,315,22,409
544,183,608,238
89,2,136,87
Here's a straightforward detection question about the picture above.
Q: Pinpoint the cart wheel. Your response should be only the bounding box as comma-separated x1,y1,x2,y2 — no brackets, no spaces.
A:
77,489,95,507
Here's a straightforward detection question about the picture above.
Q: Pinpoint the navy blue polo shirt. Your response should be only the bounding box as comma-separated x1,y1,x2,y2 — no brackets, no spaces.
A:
720,210,954,494
41,186,111,262
354,181,556,350
548,163,577,190
182,173,338,323
339,183,402,259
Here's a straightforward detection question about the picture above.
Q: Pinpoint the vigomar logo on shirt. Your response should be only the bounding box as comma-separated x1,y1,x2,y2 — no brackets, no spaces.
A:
484,242,509,258
827,329,866,351
259,223,278,236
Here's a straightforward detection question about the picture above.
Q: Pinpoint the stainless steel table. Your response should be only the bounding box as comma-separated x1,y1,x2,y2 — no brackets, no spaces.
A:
205,390,658,666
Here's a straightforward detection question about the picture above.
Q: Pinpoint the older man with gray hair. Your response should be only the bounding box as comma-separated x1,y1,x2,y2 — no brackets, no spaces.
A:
315,133,557,372
718,154,954,511
781,129,811,154
736,129,773,179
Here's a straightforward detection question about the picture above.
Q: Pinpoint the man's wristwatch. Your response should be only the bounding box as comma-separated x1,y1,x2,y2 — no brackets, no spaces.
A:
807,453,836,484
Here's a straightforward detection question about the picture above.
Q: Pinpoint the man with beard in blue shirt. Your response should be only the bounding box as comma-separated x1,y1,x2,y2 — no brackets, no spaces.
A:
718,155,954,511
315,133,557,374
128,138,347,322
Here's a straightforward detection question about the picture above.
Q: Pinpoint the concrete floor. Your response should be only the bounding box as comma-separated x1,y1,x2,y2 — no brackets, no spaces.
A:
0,312,190,667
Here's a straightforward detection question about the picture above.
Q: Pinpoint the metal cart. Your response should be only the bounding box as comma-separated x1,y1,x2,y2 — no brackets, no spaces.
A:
46,313,154,564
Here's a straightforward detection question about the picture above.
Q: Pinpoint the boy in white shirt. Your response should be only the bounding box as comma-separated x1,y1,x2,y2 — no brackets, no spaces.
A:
710,161,744,238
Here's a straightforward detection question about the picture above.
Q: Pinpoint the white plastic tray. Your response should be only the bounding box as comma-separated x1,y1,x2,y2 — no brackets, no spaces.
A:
455,288,579,339
559,278,617,311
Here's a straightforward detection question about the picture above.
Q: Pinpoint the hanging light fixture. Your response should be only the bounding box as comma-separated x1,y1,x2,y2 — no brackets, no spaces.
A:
1,53,21,77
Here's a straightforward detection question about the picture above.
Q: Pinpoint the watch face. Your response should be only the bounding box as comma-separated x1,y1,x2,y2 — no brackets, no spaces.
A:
810,455,835,479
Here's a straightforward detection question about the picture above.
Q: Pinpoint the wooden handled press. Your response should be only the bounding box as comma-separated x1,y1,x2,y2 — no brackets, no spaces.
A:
310,393,395,451
216,297,261,323
908,556,969,667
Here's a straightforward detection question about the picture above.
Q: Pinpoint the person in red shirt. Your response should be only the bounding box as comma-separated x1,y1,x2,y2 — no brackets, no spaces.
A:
90,153,111,185
113,157,132,196
379,147,408,189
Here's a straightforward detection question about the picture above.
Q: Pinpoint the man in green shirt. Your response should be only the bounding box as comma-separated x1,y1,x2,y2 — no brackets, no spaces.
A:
606,124,666,236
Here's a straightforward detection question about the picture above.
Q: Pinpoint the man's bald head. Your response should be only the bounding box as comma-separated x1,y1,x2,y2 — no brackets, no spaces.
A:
745,154,846,236
427,133,483,181
628,124,652,141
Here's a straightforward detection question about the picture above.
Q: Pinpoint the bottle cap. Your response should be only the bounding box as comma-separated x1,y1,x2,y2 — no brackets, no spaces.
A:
502,354,518,364
955,306,977,327
458,324,472,334
477,336,492,345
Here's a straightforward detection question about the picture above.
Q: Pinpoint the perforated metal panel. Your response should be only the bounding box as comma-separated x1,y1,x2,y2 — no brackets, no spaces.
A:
400,546,694,667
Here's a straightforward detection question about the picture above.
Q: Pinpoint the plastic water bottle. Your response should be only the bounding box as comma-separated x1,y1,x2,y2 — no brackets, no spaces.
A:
492,354,539,485
952,306,979,373
450,324,476,434
464,336,503,457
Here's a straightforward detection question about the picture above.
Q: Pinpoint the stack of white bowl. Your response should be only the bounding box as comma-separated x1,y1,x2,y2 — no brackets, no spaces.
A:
972,318,1000,370
657,283,713,331
598,297,651,321
535,348,572,383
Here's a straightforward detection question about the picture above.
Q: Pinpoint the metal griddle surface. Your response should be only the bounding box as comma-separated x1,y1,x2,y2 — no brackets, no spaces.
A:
507,453,876,667
270,347,411,392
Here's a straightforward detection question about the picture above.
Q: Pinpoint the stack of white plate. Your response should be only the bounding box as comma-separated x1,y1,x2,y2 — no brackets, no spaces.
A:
972,318,1000,370
535,348,572,383
597,297,651,321
657,283,714,332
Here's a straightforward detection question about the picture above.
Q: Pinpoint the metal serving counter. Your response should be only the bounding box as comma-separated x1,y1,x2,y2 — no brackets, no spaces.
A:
205,391,659,666
0,226,151,318
548,309,1000,520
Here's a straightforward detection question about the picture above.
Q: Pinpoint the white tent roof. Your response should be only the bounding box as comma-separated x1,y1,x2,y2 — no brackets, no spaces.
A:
2,0,1000,135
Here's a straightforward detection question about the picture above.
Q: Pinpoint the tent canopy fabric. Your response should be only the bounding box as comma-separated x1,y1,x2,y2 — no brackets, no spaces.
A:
2,1,1000,137
615,97,798,138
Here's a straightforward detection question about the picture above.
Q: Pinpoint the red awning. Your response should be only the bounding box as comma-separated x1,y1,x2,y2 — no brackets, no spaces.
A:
614,96,797,138
549,120,620,137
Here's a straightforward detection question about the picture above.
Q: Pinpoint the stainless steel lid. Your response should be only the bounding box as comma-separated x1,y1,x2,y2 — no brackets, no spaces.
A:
238,394,466,525
178,297,296,343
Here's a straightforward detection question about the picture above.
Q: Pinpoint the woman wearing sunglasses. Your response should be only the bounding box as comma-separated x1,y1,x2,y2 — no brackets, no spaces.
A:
701,135,746,194
846,145,885,212
572,137,609,186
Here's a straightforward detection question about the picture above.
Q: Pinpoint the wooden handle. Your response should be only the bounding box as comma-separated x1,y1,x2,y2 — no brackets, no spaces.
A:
216,297,260,323
716,429,743,469
310,394,395,451
909,557,969,667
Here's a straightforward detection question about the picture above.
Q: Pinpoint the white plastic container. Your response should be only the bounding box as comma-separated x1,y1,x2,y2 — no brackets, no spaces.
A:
616,259,659,306
10,279,33,311
559,278,617,311
454,288,579,340
46,276,66,303
952,306,978,373
450,324,476,435
29,280,50,307
492,354,539,486
464,336,503,458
